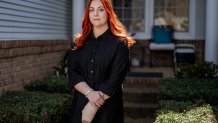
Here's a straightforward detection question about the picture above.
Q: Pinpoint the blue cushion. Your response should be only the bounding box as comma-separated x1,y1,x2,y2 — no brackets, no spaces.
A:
152,26,173,44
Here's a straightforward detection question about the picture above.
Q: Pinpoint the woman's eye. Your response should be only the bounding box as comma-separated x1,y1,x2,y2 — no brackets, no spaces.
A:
89,9,94,12
99,9,104,12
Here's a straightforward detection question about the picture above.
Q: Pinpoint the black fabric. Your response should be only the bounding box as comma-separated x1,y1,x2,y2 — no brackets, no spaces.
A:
67,29,129,123
127,72,163,77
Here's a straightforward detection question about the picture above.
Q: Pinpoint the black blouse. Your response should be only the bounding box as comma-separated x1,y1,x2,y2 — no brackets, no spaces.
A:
67,29,129,97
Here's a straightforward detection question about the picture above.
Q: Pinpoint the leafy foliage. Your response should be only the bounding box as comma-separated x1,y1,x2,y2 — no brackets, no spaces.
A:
156,77,218,122
53,51,69,77
158,78,218,104
0,91,72,123
176,61,217,78
155,100,217,123
24,76,72,94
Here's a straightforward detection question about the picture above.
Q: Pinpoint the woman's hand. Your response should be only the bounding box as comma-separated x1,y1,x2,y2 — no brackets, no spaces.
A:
99,91,110,100
82,102,98,123
82,120,90,123
86,91,105,108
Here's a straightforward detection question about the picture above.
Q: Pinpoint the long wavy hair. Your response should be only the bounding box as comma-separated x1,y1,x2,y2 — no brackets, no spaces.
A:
74,0,135,49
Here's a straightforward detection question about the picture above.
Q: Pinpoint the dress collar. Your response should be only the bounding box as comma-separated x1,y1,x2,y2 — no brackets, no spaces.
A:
90,28,112,40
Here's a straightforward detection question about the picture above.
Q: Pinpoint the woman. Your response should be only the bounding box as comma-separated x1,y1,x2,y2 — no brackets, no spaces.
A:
67,0,135,123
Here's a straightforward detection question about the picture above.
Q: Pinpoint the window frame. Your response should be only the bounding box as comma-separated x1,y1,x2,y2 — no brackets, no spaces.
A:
173,0,196,40
134,0,153,40
134,0,196,40
111,0,151,39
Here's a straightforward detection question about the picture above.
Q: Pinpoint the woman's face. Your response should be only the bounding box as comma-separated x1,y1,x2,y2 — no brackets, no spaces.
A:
89,0,108,28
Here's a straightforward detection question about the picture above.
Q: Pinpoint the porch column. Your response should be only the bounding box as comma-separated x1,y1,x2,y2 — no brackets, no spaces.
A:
73,0,85,36
205,0,218,64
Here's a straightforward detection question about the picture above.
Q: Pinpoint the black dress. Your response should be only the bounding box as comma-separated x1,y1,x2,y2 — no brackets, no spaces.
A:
67,29,129,123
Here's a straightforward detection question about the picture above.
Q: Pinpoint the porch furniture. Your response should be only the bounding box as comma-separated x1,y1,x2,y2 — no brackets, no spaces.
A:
174,44,196,64
149,43,175,66
174,44,196,74
149,26,175,66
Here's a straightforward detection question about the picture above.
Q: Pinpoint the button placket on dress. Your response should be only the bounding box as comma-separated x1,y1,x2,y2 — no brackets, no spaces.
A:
89,38,98,83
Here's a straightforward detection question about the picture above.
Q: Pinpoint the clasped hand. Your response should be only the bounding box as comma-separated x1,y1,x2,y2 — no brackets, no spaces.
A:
82,91,109,123
86,91,105,108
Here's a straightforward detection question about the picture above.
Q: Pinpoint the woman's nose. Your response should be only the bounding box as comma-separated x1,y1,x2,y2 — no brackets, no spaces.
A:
94,10,99,16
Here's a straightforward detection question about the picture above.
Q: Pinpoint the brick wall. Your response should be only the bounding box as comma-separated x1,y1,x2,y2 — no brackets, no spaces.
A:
0,40,71,94
130,40,205,66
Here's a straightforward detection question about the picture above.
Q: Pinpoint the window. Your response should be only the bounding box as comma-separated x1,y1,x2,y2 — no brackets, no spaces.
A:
111,0,197,40
154,0,189,32
113,0,145,32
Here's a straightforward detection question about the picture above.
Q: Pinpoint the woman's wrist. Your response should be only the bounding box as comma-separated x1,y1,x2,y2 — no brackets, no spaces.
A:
85,89,94,97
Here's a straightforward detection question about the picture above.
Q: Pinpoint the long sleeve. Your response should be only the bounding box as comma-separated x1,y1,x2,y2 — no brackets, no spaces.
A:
99,41,129,97
67,50,85,88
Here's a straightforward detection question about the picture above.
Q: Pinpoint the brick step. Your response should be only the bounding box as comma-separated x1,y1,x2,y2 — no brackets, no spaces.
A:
123,77,162,88
123,87,158,103
124,102,158,118
124,117,155,123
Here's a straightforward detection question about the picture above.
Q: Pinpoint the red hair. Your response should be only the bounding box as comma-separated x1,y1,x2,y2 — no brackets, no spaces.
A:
74,0,135,49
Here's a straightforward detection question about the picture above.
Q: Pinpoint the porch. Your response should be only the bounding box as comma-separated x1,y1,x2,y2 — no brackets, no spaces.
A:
129,39,204,67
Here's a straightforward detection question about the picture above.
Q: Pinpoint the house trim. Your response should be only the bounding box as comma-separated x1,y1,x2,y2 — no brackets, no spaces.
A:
72,0,85,36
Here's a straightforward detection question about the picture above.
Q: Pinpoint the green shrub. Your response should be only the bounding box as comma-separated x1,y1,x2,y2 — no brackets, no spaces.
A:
0,91,72,123
155,100,217,123
158,78,218,104
24,76,72,94
157,100,193,114
212,105,218,120
176,61,217,78
53,51,69,77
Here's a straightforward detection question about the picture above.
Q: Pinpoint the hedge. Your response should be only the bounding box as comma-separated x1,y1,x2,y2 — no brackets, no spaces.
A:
155,100,217,123
158,78,218,104
24,76,72,94
0,91,72,123
176,61,217,78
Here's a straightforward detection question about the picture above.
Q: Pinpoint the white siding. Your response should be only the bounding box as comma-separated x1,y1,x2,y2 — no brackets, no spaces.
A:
0,0,72,40
195,0,206,39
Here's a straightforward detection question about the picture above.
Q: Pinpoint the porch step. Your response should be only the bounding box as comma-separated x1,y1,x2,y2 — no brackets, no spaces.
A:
124,77,161,88
123,73,162,121
124,102,158,118
123,87,158,103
